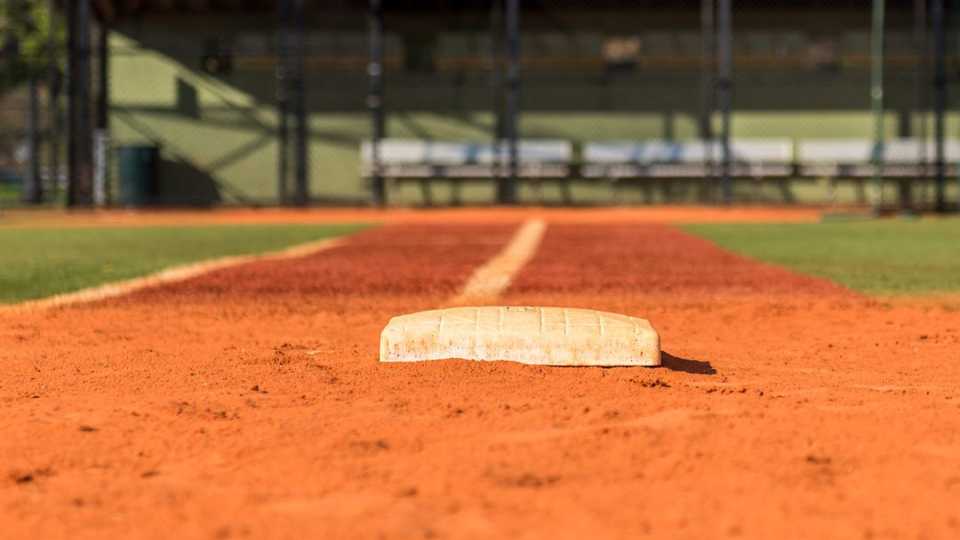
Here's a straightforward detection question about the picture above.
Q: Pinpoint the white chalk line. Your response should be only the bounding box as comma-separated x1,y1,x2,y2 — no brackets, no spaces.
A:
450,219,547,305
2,236,346,312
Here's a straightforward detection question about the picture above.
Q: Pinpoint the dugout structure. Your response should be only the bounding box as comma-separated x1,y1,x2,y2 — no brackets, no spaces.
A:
4,1,958,209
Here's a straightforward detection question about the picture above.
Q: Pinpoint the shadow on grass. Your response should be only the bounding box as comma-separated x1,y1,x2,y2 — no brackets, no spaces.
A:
661,351,716,375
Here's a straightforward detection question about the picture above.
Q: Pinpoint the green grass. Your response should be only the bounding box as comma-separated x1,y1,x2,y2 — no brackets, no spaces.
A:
0,183,21,206
0,223,368,303
684,219,960,295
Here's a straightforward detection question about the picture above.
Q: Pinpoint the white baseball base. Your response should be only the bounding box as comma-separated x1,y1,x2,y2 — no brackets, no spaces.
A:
380,306,660,367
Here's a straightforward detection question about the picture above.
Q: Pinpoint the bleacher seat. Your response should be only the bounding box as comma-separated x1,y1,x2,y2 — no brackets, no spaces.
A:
797,138,960,178
360,138,572,180
582,138,794,180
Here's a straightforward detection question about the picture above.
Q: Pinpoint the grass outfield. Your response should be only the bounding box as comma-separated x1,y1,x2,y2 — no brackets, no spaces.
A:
685,218,960,295
0,223,367,303
0,184,20,206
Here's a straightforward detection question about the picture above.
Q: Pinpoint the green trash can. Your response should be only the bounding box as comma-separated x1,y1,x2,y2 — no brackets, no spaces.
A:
117,145,159,207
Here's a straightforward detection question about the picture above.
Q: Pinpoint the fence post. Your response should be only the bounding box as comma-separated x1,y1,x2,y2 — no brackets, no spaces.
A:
291,0,309,207
717,0,732,204
490,0,504,196
913,0,928,209
276,0,292,206
47,0,62,203
498,0,520,205
932,0,947,212
701,0,715,187
67,0,94,207
870,0,887,212
93,21,110,206
22,76,42,204
368,0,386,206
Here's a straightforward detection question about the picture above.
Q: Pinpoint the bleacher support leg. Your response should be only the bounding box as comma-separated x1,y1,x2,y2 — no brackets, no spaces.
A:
778,178,795,204
420,180,433,207
607,177,617,206
560,178,573,205
450,181,463,207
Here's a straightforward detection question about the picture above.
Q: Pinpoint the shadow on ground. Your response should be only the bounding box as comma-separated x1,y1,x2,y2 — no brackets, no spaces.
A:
155,158,222,207
661,351,716,375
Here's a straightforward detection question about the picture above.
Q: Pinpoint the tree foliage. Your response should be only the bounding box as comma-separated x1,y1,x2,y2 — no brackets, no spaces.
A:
1,1,64,89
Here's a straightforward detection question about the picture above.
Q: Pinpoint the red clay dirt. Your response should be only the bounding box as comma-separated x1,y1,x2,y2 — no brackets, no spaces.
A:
1,205,825,228
2,210,960,539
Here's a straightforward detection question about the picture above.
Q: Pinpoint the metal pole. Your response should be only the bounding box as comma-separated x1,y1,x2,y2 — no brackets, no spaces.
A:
67,0,94,207
23,76,42,204
490,0,504,189
93,21,110,206
276,0,291,205
932,0,947,212
15,0,41,205
871,0,886,211
368,0,386,206
291,0,309,206
915,0,928,207
498,0,519,205
47,0,61,203
701,0,715,184
717,0,732,204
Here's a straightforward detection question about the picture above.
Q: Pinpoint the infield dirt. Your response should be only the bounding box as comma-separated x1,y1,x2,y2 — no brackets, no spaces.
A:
2,208,959,539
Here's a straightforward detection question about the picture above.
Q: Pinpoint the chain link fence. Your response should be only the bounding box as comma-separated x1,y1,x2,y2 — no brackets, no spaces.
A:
0,1,65,208
2,1,958,208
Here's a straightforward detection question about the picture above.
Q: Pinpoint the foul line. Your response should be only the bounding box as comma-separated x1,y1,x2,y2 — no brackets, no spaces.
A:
450,219,547,305
3,237,346,312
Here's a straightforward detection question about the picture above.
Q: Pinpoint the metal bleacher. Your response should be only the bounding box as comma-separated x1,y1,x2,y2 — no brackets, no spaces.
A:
361,137,956,204
797,138,960,179
360,139,572,203
581,139,794,180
